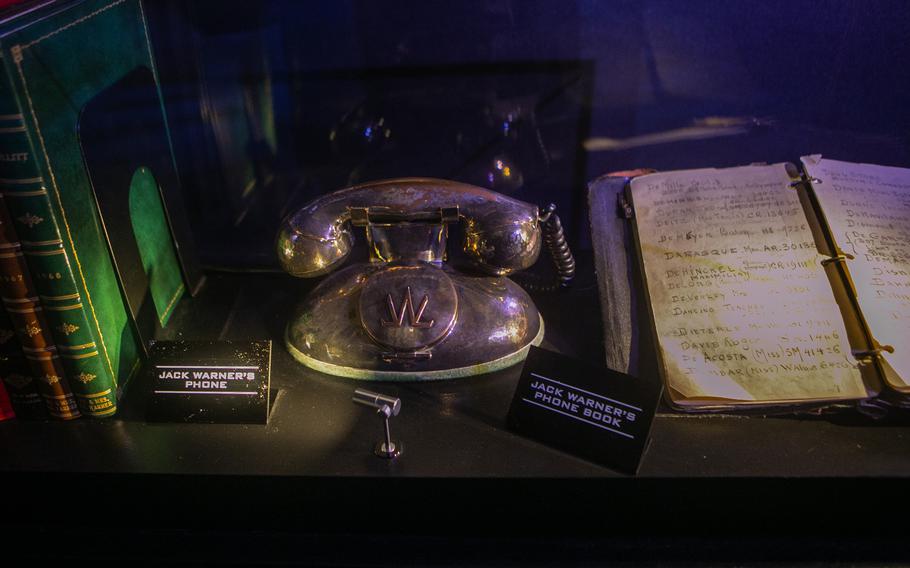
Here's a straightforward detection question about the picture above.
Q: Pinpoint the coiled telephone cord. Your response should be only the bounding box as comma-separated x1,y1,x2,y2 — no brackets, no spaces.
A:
516,203,576,292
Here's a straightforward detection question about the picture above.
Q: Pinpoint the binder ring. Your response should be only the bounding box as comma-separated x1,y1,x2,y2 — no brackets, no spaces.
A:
820,254,853,266
789,176,821,188
855,341,895,358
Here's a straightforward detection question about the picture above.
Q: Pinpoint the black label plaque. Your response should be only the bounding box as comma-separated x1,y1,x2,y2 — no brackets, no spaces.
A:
507,346,661,474
146,340,271,424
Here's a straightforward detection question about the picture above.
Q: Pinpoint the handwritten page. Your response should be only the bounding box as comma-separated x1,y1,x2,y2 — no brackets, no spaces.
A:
630,163,866,404
802,156,910,389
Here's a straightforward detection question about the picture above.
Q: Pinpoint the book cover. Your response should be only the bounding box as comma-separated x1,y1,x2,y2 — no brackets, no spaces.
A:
0,49,111,417
0,0,198,414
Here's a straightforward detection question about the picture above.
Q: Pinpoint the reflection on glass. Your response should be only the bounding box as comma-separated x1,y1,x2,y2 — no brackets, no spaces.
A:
329,103,392,159
486,155,524,192
471,97,553,195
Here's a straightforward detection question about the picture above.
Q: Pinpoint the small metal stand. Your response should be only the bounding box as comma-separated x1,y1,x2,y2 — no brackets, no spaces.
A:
352,389,402,459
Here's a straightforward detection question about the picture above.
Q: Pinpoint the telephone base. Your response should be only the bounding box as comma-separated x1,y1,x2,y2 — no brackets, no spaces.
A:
284,262,545,381
286,314,543,381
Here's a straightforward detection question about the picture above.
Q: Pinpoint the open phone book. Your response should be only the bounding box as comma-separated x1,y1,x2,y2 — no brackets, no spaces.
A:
623,155,910,412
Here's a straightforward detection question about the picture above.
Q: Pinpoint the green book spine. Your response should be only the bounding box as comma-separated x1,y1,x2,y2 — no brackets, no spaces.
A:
0,303,45,419
0,54,115,418
0,193,80,419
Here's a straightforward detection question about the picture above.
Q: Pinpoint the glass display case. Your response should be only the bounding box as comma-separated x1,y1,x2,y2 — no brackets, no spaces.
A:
0,0,908,563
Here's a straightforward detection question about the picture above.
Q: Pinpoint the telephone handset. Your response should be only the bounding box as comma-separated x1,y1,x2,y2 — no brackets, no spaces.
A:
277,178,574,380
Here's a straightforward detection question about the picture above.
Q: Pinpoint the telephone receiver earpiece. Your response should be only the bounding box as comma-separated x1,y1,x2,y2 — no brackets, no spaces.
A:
277,178,543,278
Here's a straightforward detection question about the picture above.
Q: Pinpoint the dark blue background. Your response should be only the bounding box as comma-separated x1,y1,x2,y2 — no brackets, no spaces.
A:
146,0,910,265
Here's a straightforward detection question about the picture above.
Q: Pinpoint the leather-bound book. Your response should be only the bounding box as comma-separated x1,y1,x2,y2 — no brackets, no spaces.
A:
0,194,79,419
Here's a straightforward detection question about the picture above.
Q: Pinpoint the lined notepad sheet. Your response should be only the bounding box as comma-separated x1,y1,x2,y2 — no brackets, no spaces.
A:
630,163,866,404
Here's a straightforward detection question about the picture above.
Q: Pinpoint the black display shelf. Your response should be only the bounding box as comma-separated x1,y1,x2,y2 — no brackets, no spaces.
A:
1,256,908,563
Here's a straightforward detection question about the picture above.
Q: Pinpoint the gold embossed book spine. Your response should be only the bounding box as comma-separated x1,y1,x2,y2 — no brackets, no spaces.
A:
0,194,79,419
0,58,112,417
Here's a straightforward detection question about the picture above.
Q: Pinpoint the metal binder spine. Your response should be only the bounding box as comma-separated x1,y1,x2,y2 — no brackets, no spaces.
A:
794,170,898,411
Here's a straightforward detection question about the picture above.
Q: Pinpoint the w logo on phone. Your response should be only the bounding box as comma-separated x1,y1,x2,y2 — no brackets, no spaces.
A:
381,287,434,328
